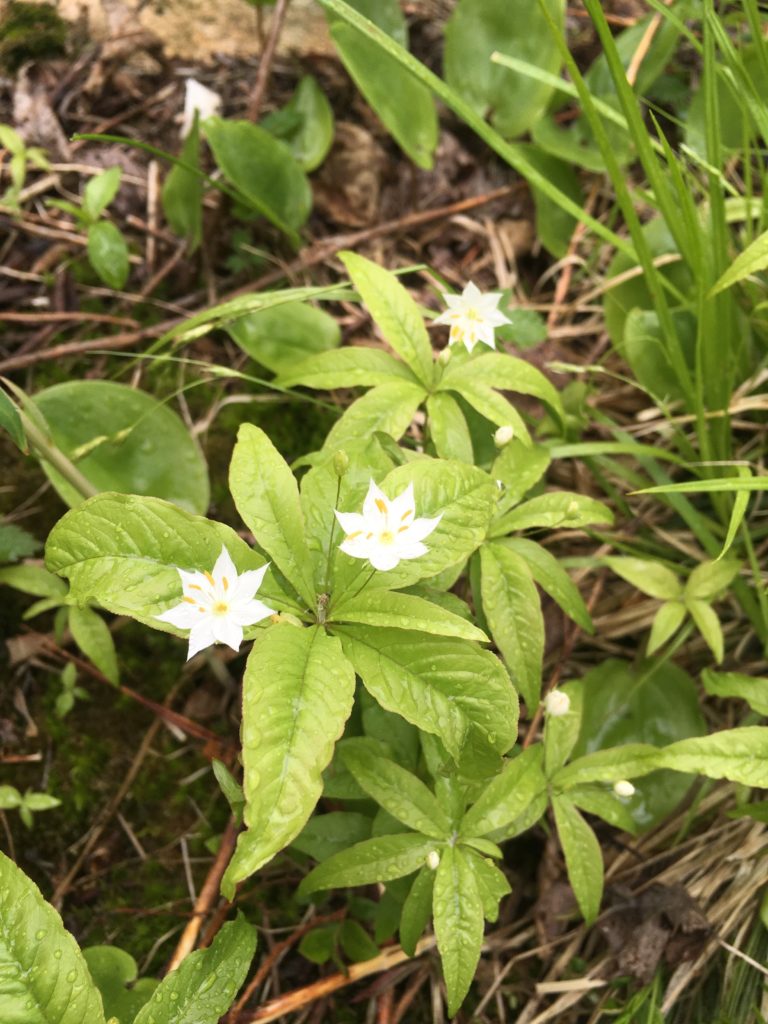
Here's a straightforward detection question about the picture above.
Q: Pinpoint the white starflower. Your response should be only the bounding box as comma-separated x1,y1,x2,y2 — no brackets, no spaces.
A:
156,546,274,660
434,281,512,352
181,78,222,139
335,480,441,573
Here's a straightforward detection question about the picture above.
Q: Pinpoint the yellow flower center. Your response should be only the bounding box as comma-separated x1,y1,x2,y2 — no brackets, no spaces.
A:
379,530,395,545
213,601,230,615
465,307,480,321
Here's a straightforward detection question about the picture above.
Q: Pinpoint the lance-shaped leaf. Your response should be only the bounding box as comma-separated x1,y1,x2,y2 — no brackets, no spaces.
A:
605,556,681,601
433,846,485,1017
336,625,517,761
480,543,543,708
133,914,256,1024
331,589,488,642
223,625,356,895
69,606,119,684
45,493,298,626
687,598,724,663
648,600,686,654
229,423,315,606
460,745,545,838
685,559,741,601
463,848,511,923
490,491,613,536
442,351,564,419
298,833,437,898
426,392,474,463
568,784,639,834
554,743,660,788
400,866,435,955
552,794,603,923
503,537,592,632
276,346,416,389
442,374,530,444
340,740,452,838
654,728,768,788
323,380,426,450
0,850,106,1024
702,670,768,716
492,440,550,511
340,252,434,384
0,386,25,450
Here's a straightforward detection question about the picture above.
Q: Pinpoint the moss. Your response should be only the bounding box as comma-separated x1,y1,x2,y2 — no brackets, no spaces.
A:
0,2,67,72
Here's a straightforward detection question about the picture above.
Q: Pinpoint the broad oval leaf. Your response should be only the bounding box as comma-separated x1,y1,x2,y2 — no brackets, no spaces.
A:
298,833,436,898
491,490,613,536
442,350,564,419
0,850,106,1024
277,345,413,390
263,74,334,172
605,556,681,601
322,380,426,451
336,625,518,761
552,794,603,924
229,424,315,606
647,600,686,654
133,914,256,1024
87,220,129,290
222,625,356,895
292,811,372,863
227,301,341,376
83,167,122,221
426,392,473,463
33,381,210,514
460,745,545,838
433,846,485,1017
82,946,158,1024
492,439,551,511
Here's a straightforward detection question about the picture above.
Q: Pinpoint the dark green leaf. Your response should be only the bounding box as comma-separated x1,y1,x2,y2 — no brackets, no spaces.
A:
162,116,203,250
433,846,484,1017
502,537,593,632
0,387,25,450
298,833,436,898
263,75,334,172
292,811,372,862
399,866,434,955
426,392,473,463
227,302,341,376
82,946,158,1023
460,746,545,838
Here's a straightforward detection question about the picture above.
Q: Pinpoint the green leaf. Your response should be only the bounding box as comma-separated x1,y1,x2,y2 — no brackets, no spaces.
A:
229,423,315,606
444,0,564,139
647,600,687,654
491,491,613,535
442,375,530,444
0,850,106,1024
82,167,122,222
710,226,768,296
544,679,583,777
655,728,768,788
605,556,682,601
567,785,638,835
327,1,438,169
227,302,341,376
479,543,543,708
323,380,426,451
442,351,564,419
68,606,119,684
211,760,244,821
459,746,545,838
554,744,661,789
685,559,741,601
0,387,25,450
133,914,256,1024
298,833,436,898
277,345,413,389
336,625,517,761
298,925,337,965
33,381,210,514
45,493,292,630
82,946,158,1023
462,848,510,923
552,794,603,923
203,117,311,238
223,626,355,894
0,522,39,562
519,144,583,258
702,669,768,716
22,793,61,812
686,598,724,663
0,786,22,808
162,116,203,250
0,563,67,598
292,811,372,862
263,75,334,172
399,866,434,956
492,439,550,510
331,588,488,642
339,919,379,962
86,221,129,290
426,392,473,463
502,537,593,633
433,846,484,1017
340,252,434,385
340,740,452,838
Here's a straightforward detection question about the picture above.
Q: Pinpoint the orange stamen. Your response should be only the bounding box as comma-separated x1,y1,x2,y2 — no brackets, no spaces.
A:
375,498,387,515
222,576,229,591
346,530,363,541
401,509,413,521
183,596,197,605
204,571,214,586
398,525,409,533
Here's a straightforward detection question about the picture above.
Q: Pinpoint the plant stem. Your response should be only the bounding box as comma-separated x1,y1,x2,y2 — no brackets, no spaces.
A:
19,409,97,501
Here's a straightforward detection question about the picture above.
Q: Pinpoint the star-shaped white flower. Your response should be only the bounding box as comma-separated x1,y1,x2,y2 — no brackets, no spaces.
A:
335,480,441,572
181,78,222,139
156,546,274,660
434,281,512,352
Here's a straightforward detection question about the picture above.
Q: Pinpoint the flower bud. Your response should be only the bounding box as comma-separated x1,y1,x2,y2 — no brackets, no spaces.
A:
437,347,452,366
426,850,440,870
333,450,349,478
613,780,635,798
544,690,570,717
494,425,515,447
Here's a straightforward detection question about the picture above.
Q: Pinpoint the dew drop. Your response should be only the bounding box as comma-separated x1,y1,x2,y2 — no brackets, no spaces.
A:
66,969,77,983
53,950,62,960
35,929,46,940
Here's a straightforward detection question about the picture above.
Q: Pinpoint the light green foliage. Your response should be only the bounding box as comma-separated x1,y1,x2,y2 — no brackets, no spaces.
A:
86,221,130,290
552,794,603,923
82,167,122,222
444,0,565,139
426,392,474,462
0,123,49,209
606,556,682,601
227,301,341,376
503,537,592,633
326,0,437,169
702,670,768,716
298,833,437,897
68,606,119,684
0,785,61,829
222,626,356,895
331,588,488,641
0,522,39,562
0,386,25,450
544,679,584,777
0,562,67,598
262,74,334,172
33,381,210,514
162,115,203,250
278,345,415,391
491,490,613,536
433,847,485,1017
82,946,158,1023
0,850,106,1023
54,662,88,719
459,746,546,838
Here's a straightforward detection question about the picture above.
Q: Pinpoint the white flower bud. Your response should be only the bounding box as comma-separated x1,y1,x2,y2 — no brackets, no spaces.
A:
613,780,635,798
426,850,440,870
544,690,570,717
437,346,452,365
494,425,515,447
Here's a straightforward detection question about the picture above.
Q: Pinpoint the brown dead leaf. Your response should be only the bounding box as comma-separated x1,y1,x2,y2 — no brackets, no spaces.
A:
13,65,71,159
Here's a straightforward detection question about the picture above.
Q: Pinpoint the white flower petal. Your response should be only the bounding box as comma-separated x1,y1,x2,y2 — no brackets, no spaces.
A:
211,616,244,652
213,546,238,585
368,546,402,571
156,602,200,630
335,510,366,535
178,567,210,593
396,541,428,561
230,599,275,627
181,78,222,139
339,536,372,561
187,620,216,660
388,482,416,523
362,479,390,525
406,514,442,543
462,281,483,301
232,564,269,602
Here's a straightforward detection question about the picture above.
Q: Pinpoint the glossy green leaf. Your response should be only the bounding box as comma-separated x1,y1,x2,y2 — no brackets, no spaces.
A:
203,117,311,237
229,423,315,606
45,493,294,630
442,350,563,418
33,381,210,514
491,491,613,536
323,380,426,451
0,850,106,1024
567,784,638,835
554,743,661,789
433,846,484,1017
339,919,379,962
86,220,129,290
552,794,603,923
686,598,724,663
263,74,334,172
82,167,121,222
702,669,768,716
444,0,564,139
502,537,592,632
340,741,452,838
82,946,158,1023
331,588,487,642
0,387,25,450
426,392,473,463
460,745,545,838
226,302,341,376
492,439,550,511
685,559,741,601
327,1,438,169
292,811,372,862
340,252,434,385
133,914,256,1024
479,543,543,708
68,606,119,684
277,345,412,389
442,375,530,444
223,626,355,894
399,866,434,956
336,625,517,761
655,727,768,788
647,600,686,654
605,556,682,601
463,849,510,923
298,833,436,898
0,563,67,598
162,116,203,250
